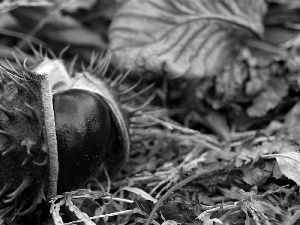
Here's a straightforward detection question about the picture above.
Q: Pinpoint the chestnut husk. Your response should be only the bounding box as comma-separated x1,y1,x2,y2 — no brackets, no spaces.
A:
0,58,130,221
0,65,56,221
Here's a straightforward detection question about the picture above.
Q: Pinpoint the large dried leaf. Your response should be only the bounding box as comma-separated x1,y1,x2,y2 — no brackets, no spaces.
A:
109,0,266,78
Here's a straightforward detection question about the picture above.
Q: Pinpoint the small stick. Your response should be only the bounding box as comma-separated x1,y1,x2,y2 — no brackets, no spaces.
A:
64,209,133,225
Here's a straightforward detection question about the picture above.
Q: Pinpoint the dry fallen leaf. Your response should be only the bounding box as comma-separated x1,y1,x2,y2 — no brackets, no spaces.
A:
109,0,266,78
230,186,283,224
242,161,274,185
262,152,300,185
246,78,289,117
285,101,300,144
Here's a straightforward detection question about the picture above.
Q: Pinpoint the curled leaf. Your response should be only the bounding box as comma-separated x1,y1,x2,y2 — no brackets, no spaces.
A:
65,195,95,225
50,197,66,225
109,0,266,78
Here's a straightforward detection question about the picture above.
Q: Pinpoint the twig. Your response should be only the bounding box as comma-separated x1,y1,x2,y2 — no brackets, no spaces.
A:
103,197,134,203
64,210,133,225
200,203,237,215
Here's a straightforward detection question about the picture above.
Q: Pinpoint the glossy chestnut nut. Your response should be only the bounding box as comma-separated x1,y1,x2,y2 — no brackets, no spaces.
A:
53,89,117,193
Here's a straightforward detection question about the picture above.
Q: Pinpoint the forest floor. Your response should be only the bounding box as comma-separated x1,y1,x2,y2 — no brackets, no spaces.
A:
1,1,300,225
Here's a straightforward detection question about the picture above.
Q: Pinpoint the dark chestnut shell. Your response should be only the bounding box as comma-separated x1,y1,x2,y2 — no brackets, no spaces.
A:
53,89,117,193
67,72,130,180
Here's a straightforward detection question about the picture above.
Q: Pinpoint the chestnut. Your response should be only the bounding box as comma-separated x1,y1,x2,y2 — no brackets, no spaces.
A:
53,89,117,193
0,60,130,221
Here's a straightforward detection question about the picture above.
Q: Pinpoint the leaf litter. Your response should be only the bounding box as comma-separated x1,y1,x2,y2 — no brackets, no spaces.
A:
1,0,300,225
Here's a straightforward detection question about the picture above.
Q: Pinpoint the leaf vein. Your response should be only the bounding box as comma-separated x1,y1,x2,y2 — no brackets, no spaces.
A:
156,23,190,57
174,23,210,63
114,13,177,25
110,26,155,41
